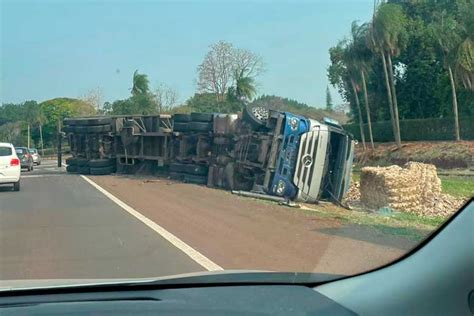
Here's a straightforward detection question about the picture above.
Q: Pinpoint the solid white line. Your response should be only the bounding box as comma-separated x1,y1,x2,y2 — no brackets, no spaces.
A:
21,174,63,178
79,175,223,272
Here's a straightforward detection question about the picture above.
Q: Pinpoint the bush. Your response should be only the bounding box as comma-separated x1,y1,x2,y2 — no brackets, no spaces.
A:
344,117,474,142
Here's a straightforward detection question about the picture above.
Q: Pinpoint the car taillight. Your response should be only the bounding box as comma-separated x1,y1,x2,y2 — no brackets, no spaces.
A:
10,158,20,166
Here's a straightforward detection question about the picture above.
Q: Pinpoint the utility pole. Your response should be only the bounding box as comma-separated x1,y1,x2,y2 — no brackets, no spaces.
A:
57,119,62,167
27,124,31,148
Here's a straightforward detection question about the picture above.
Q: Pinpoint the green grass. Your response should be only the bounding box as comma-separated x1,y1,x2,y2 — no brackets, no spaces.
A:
440,176,474,198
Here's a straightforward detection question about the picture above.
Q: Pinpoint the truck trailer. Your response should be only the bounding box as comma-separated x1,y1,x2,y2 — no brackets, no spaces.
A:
63,103,354,203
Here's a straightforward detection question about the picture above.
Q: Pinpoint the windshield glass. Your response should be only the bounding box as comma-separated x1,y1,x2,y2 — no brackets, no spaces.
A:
0,0,472,288
0,147,12,156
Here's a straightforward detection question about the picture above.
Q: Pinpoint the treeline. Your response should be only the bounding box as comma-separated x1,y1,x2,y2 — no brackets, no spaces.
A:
0,98,95,149
328,0,473,148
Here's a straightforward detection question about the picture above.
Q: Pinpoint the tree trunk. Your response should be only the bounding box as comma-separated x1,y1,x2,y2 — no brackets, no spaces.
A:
39,123,45,156
361,70,374,149
351,78,366,151
381,52,400,147
448,66,461,141
387,52,401,148
27,124,31,148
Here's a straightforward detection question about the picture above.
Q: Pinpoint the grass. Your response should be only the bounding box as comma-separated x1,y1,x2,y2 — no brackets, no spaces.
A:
297,202,445,241
440,176,474,198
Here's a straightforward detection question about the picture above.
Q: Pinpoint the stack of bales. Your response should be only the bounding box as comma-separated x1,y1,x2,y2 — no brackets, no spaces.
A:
360,162,444,215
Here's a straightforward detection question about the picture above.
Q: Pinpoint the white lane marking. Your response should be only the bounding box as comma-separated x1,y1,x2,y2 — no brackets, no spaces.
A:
21,174,63,178
80,175,223,271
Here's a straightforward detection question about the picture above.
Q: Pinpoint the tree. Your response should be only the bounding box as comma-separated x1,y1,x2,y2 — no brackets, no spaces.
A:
368,3,407,148
228,70,257,102
154,83,179,113
197,41,264,102
429,11,464,140
325,86,333,111
131,70,150,96
80,87,104,112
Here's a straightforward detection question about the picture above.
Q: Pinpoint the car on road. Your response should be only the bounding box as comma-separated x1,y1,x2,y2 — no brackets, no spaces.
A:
28,148,41,165
15,147,34,171
0,142,21,191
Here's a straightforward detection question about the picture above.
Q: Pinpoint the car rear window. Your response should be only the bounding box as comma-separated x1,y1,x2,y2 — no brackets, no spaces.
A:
0,147,13,156
15,148,26,154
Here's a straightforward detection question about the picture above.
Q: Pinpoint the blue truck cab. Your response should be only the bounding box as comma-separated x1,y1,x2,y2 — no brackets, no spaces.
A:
268,112,354,203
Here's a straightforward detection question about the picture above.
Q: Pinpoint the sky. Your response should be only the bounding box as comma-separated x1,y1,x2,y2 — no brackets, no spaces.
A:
1,0,374,107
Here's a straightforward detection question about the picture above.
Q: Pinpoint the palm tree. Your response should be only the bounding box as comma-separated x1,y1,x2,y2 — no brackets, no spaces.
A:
351,21,374,149
430,12,463,141
328,41,367,151
456,38,473,91
229,70,257,101
368,3,407,148
131,70,150,96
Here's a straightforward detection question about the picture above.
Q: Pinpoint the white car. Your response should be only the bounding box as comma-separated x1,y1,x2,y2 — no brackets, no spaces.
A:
0,142,21,191
29,148,42,165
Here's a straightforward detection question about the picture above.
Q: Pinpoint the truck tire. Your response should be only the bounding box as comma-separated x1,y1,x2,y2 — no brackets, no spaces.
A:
173,114,191,122
90,165,114,175
75,117,112,126
66,165,77,173
191,112,213,122
169,163,188,173
66,158,78,166
188,122,212,132
243,103,270,128
76,158,89,167
77,166,90,174
173,122,190,132
63,126,74,133
185,164,208,176
89,158,114,168
169,172,185,181
184,174,207,185
13,181,20,192
75,125,111,133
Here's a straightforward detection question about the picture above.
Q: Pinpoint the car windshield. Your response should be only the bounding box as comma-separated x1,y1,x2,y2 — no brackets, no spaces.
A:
0,0,472,289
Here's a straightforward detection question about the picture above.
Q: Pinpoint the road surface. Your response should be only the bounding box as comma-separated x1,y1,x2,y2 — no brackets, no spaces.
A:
0,160,203,280
1,160,415,282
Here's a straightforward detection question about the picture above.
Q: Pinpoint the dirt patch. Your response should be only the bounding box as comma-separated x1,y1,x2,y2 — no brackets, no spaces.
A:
89,175,411,275
356,141,474,169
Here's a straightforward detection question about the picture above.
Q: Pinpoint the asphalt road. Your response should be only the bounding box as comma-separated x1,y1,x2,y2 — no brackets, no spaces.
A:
0,160,203,280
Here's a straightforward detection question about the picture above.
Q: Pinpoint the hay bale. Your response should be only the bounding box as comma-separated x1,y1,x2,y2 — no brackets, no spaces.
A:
360,162,446,216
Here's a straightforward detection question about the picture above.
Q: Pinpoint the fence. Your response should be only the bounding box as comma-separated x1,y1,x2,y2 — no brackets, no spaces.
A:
343,117,474,142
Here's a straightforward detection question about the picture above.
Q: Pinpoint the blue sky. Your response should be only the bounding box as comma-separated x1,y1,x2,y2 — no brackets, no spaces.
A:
1,0,374,107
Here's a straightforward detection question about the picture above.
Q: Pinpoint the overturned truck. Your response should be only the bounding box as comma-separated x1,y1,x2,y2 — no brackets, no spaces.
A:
63,104,355,203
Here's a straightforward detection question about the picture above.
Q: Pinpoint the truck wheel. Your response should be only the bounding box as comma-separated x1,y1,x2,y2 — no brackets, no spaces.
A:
75,117,112,126
89,159,114,168
90,165,114,175
75,125,111,133
66,158,78,166
66,165,77,173
76,158,89,167
169,163,188,173
185,164,208,176
13,181,20,191
173,122,190,132
63,126,74,133
184,174,207,185
188,122,212,132
77,166,90,174
191,112,213,122
173,114,191,122
243,103,270,128
169,172,186,181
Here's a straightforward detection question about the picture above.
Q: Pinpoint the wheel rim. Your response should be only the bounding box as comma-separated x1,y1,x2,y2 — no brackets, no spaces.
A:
251,106,269,122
